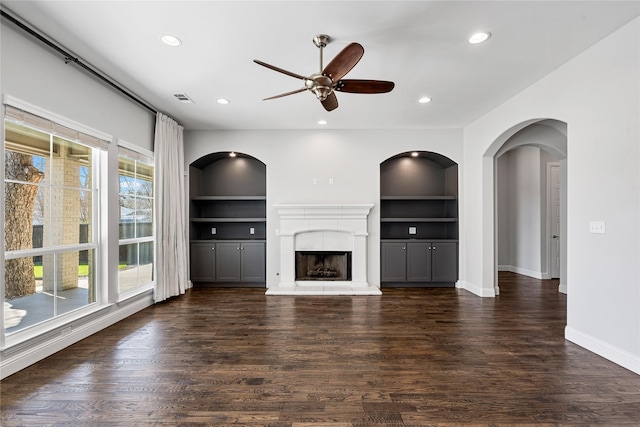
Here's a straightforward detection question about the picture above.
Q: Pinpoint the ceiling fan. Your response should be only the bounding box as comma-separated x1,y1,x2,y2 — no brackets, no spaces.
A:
254,34,394,112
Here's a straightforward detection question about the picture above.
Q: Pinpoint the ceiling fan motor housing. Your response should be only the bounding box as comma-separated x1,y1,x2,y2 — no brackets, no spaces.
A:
305,73,333,101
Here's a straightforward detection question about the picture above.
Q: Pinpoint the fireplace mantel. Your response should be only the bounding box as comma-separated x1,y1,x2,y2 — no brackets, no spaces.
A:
267,203,381,295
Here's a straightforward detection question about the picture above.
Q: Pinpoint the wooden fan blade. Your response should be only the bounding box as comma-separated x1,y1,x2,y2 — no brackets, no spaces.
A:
263,88,307,100
322,43,364,81
335,79,395,94
253,60,306,80
321,92,338,111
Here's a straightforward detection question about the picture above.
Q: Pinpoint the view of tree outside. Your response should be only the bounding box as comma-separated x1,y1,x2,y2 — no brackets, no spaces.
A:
4,151,45,299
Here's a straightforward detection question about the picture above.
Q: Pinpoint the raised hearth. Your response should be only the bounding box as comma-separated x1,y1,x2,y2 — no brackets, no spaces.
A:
267,204,380,295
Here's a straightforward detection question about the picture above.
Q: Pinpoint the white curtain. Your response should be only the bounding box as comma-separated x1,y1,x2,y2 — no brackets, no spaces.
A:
154,113,190,302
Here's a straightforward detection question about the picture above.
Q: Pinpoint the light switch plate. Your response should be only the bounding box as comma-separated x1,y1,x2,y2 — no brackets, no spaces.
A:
589,221,605,234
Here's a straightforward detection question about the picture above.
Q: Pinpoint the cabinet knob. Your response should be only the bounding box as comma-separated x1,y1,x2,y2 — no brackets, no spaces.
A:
211,247,215,250
432,246,436,250
403,247,406,250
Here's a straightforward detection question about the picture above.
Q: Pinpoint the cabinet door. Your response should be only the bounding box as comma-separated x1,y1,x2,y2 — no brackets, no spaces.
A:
215,242,242,282
431,242,458,282
381,242,407,282
240,242,266,282
190,243,215,281
407,242,432,282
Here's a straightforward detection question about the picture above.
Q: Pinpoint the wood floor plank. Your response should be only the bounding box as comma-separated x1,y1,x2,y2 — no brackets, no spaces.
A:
2,272,640,426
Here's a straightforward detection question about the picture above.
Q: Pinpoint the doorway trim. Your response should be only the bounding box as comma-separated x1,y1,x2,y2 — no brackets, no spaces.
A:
483,119,567,296
546,161,561,281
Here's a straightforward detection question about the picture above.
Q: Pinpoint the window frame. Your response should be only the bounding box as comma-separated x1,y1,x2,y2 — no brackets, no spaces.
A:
116,140,155,299
1,97,111,349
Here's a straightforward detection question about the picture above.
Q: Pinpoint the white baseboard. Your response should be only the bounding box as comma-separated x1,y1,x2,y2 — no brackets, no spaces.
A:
1,294,154,379
565,326,640,375
456,280,496,297
558,283,567,294
498,265,544,279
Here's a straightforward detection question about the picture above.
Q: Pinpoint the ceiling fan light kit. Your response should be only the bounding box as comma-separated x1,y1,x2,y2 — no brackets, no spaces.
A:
254,34,394,111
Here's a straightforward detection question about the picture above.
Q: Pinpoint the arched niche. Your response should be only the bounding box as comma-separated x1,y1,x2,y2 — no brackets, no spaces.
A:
189,151,266,197
188,151,267,287
379,151,459,287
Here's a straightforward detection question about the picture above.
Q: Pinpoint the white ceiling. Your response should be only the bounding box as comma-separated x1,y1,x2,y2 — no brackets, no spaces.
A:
2,1,639,131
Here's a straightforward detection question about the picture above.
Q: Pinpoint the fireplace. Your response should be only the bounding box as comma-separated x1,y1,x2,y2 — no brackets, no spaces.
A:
295,251,352,281
268,203,380,295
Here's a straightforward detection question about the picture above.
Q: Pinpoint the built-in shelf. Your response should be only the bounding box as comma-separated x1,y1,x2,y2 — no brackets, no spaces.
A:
380,152,459,286
380,217,457,222
191,217,267,223
189,153,267,287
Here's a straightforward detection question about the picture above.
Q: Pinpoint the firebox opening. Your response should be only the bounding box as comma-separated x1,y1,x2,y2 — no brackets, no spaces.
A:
295,251,352,281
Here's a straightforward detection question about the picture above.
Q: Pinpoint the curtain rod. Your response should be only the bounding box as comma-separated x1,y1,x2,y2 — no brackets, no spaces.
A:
1,8,158,116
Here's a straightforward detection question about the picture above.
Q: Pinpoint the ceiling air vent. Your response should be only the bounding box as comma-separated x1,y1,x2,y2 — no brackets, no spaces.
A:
174,93,195,104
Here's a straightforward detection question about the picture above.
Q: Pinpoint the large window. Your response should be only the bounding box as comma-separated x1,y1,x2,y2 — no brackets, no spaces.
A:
118,146,154,295
3,106,106,338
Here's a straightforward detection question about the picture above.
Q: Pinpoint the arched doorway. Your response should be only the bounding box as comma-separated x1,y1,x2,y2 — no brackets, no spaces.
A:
484,119,567,296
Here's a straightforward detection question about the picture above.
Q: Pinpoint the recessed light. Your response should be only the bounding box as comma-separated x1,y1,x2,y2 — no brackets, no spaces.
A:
217,98,230,105
161,34,182,47
318,120,327,125
418,96,432,104
468,32,491,44
229,152,237,158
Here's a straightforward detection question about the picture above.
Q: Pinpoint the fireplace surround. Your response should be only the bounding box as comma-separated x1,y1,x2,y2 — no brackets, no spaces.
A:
267,204,381,295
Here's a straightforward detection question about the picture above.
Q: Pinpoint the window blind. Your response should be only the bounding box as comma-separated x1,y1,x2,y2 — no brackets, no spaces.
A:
4,100,110,151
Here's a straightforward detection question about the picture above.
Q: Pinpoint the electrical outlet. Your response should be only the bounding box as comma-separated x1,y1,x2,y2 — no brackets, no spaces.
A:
589,221,605,234
211,227,216,235
250,227,255,235
409,226,417,235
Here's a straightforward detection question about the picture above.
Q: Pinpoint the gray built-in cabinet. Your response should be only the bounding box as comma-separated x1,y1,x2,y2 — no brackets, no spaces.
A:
189,153,266,287
380,152,459,287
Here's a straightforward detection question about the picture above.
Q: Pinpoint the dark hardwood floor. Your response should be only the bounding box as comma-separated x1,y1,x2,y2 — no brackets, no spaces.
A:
2,272,639,426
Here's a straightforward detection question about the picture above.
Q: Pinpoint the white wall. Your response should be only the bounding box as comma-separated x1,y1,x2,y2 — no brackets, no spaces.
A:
462,18,640,373
497,145,560,279
497,147,542,276
1,21,156,378
510,146,542,276
184,129,462,289
1,23,155,147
